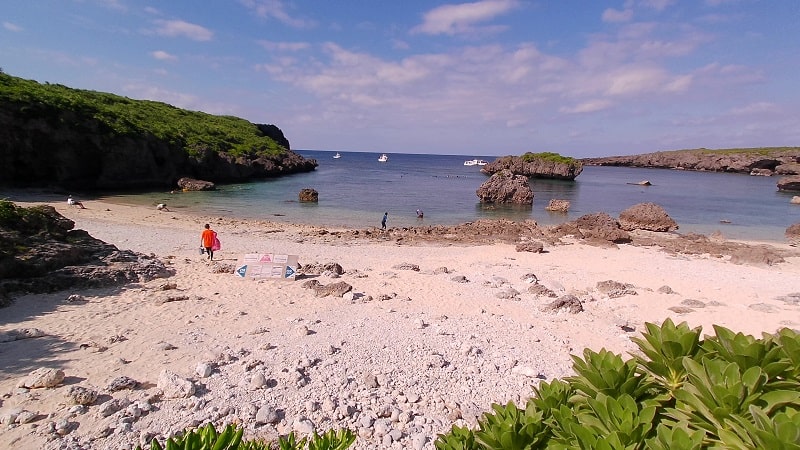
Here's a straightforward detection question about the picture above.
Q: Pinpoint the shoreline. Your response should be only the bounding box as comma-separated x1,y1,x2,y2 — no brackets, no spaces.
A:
1,198,799,449
2,188,794,247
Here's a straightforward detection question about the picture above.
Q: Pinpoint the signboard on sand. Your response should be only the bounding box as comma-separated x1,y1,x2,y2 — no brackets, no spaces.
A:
234,253,299,281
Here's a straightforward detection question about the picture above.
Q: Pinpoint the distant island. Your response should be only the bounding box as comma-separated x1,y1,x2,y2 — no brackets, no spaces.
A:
581,147,800,176
0,72,317,191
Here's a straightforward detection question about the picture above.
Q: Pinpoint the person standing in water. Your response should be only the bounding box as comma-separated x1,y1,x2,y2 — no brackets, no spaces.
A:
381,212,388,230
201,224,216,260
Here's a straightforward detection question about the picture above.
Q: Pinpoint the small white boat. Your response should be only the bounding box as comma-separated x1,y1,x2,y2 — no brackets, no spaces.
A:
333,152,341,159
464,159,488,166
378,153,388,162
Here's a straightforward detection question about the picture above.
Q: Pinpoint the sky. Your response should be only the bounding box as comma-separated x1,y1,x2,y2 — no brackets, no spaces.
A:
1,0,799,157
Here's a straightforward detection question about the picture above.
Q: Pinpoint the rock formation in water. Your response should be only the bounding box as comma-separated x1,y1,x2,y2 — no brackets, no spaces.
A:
582,148,800,175
481,153,583,180
777,175,800,192
476,169,534,204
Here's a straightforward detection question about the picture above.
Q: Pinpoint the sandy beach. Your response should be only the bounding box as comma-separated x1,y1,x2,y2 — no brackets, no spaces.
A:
1,198,799,449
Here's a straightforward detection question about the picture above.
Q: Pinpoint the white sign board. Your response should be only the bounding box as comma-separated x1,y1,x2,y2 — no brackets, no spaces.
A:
234,253,299,280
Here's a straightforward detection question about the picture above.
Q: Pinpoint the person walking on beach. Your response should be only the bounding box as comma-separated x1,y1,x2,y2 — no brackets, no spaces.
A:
381,212,388,230
201,224,216,261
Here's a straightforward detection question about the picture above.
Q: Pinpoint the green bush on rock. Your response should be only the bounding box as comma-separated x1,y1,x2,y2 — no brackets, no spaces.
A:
435,319,800,449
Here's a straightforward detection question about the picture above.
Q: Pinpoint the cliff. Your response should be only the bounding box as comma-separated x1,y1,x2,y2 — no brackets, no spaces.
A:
0,73,317,190
481,152,583,180
582,147,800,175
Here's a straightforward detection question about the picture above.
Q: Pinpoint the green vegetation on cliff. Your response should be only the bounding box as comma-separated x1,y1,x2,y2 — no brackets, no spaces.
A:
520,151,578,165
0,73,285,158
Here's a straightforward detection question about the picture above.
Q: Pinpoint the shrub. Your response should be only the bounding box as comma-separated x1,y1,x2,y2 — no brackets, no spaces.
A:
435,319,800,449
134,424,355,450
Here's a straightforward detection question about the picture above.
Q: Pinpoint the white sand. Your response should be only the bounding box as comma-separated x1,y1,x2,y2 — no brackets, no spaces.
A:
1,199,799,449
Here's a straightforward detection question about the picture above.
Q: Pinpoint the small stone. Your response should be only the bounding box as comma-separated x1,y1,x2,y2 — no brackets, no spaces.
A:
19,367,65,389
66,386,98,405
196,363,213,378
107,376,138,391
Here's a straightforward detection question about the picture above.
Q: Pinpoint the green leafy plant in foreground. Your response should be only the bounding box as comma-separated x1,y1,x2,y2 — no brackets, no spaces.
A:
134,424,354,450
435,318,800,449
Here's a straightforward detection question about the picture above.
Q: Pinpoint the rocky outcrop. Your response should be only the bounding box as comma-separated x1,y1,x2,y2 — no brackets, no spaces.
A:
618,203,678,232
299,188,319,202
482,154,583,180
582,148,800,175
787,223,800,246
549,212,631,244
545,199,570,212
177,177,216,191
475,170,533,204
0,74,317,190
0,202,173,306
777,176,800,191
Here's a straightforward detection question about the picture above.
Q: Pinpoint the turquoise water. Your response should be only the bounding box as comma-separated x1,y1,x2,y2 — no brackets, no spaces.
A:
99,150,800,242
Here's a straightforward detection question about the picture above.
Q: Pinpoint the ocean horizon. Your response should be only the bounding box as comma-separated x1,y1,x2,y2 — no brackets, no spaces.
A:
91,150,799,243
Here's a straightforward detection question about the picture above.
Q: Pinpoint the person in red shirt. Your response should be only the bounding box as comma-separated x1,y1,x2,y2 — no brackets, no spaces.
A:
201,224,216,260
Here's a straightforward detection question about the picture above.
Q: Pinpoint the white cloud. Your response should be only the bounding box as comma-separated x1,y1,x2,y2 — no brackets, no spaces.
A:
154,20,213,41
729,102,779,116
602,8,633,23
561,100,613,114
151,50,177,61
3,22,23,32
411,0,519,36
257,40,310,52
240,0,316,29
640,0,675,11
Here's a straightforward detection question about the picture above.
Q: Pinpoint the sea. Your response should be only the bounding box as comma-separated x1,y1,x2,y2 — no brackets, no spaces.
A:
97,150,800,243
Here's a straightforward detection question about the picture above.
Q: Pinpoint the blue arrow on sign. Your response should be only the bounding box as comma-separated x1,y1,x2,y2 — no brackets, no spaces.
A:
235,265,248,277
284,266,295,278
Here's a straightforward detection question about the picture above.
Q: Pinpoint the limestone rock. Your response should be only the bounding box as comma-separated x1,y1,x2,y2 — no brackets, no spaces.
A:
540,295,584,314
157,370,195,398
791,196,800,205
583,148,800,174
787,223,800,246
177,177,216,191
66,386,98,405
299,188,318,202
545,199,570,212
515,241,544,253
481,154,583,180
778,175,800,191
476,169,534,205
19,367,65,389
618,203,678,232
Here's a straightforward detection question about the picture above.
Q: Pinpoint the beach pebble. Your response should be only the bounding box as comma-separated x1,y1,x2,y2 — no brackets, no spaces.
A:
107,376,139,391
66,386,98,405
196,362,214,378
157,370,195,398
255,405,280,425
18,367,65,389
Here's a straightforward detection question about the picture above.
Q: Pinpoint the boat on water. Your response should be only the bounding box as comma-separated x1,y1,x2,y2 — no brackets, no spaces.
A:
333,152,341,159
464,159,488,166
378,153,388,162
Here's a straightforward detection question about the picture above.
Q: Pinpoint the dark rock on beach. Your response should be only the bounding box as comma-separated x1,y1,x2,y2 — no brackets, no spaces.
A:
618,203,678,232
0,202,173,305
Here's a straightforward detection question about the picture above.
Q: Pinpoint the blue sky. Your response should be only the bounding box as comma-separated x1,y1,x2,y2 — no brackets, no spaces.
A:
2,0,798,157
